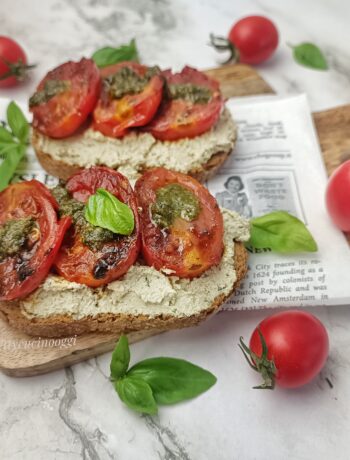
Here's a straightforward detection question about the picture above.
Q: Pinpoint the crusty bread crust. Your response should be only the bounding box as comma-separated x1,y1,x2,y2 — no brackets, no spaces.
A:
0,243,247,338
32,129,232,183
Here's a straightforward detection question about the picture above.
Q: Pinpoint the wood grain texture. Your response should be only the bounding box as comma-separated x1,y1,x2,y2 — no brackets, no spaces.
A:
206,64,274,98
1,63,347,377
0,310,164,377
313,105,350,175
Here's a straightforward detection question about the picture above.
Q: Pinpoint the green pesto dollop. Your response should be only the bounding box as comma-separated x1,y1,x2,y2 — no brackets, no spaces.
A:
151,183,201,228
104,66,160,99
29,79,70,107
0,217,36,261
52,184,118,250
167,83,212,104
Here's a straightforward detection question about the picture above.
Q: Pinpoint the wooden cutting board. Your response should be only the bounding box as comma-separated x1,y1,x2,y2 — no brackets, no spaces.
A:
1,64,349,377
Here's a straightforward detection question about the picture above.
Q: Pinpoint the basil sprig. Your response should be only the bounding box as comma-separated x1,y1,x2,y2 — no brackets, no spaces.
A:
248,211,318,253
110,336,217,415
92,39,139,68
289,42,328,70
85,188,135,236
0,101,29,192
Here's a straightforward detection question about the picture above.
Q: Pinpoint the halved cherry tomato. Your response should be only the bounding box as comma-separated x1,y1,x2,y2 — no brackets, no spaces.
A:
135,167,224,278
0,180,71,301
30,58,101,138
145,66,223,141
54,167,140,287
93,62,163,138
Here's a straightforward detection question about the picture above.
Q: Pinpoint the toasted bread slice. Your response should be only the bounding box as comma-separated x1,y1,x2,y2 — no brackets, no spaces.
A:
0,210,249,338
32,108,236,182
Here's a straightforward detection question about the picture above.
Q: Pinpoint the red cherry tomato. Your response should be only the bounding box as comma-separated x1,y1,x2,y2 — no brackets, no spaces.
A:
325,160,350,232
0,36,33,87
211,16,278,65
229,16,278,64
241,310,329,389
30,58,101,138
0,181,71,301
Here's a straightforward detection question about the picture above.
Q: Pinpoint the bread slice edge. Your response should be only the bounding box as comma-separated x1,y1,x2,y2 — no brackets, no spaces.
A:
31,108,236,182
35,147,232,183
0,242,247,338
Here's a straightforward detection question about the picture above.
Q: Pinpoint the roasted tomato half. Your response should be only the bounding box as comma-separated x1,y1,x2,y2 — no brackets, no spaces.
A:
145,66,223,141
30,58,101,138
0,181,71,301
93,61,164,138
135,167,224,278
54,166,141,287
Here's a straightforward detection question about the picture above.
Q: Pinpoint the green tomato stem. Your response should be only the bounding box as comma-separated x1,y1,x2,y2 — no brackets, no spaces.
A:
239,328,277,390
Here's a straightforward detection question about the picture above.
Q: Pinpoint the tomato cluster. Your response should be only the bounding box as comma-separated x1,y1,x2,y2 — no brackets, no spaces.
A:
29,59,223,141
0,167,224,300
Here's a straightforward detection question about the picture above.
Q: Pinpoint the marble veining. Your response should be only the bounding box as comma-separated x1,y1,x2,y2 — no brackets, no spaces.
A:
1,0,350,459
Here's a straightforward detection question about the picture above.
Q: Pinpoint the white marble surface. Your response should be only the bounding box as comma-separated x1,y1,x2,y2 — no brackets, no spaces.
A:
1,1,350,459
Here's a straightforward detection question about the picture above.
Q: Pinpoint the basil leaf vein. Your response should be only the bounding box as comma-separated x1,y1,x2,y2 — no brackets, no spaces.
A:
0,102,29,192
115,377,158,415
92,39,139,68
85,188,135,236
0,145,26,192
7,101,30,144
127,357,217,405
248,210,318,253
110,335,130,379
0,126,14,144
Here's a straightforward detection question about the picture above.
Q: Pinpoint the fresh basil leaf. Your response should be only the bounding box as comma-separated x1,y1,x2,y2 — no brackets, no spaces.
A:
7,101,30,144
127,357,217,405
0,126,14,144
249,211,318,253
110,335,130,379
290,42,328,70
0,144,25,192
0,142,20,155
85,188,134,236
115,377,158,415
92,39,139,68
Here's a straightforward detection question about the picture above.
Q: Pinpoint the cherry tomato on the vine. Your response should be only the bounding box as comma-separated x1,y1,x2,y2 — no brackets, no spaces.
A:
240,310,329,389
211,15,278,65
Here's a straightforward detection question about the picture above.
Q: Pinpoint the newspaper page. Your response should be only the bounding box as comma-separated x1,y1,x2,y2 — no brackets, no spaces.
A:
1,94,350,310
206,94,350,310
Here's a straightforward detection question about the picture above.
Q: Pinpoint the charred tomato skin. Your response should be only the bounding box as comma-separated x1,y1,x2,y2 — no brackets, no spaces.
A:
30,58,101,138
54,166,141,287
135,167,224,278
0,180,71,301
93,61,164,138
145,66,223,141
